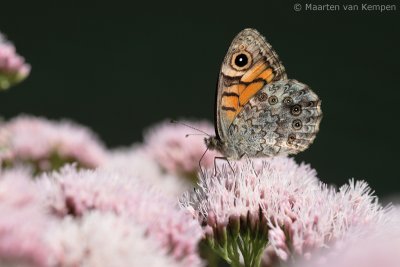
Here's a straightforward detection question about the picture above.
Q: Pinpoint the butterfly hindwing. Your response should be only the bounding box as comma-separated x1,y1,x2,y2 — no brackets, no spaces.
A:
227,80,322,157
216,28,287,140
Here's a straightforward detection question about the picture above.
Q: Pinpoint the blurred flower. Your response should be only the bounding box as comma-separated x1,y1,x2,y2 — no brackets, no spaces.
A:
293,207,400,267
0,32,30,90
267,179,387,262
39,166,203,266
181,157,388,266
0,168,59,267
53,211,190,267
102,146,192,197
0,115,107,173
144,120,221,179
0,167,202,267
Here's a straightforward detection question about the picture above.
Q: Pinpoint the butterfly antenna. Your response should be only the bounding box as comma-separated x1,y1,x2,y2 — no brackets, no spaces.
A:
185,133,208,138
170,119,211,137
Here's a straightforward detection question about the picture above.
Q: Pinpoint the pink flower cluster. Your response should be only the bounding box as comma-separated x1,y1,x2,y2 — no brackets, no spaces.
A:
144,120,221,176
0,118,217,266
294,208,400,267
267,179,387,262
181,157,390,265
0,115,107,172
0,33,30,90
53,211,188,267
0,114,396,267
40,166,203,266
103,146,193,197
0,168,59,266
0,166,203,267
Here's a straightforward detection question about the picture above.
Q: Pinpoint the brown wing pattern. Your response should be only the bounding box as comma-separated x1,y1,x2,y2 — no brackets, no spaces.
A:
228,80,322,159
216,28,287,139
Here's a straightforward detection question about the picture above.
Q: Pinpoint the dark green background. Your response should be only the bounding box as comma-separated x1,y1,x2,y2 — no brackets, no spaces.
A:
0,1,399,197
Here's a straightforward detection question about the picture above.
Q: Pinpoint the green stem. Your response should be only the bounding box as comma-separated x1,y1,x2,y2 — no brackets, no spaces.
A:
208,225,269,267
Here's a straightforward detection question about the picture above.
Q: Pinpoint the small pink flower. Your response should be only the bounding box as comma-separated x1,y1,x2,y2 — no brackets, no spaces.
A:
0,115,107,172
144,120,221,176
0,32,30,90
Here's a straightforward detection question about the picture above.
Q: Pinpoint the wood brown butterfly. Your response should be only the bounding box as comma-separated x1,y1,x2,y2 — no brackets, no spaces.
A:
205,28,322,159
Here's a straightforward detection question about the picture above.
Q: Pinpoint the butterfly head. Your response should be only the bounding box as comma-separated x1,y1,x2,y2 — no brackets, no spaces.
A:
204,136,224,152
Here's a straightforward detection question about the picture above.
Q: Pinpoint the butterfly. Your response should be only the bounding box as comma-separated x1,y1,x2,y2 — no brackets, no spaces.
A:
205,28,322,160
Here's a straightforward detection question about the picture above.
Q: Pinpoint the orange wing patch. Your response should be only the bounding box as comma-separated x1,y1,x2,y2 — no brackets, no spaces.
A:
258,68,274,82
239,81,264,106
240,61,268,83
221,84,243,121
221,60,277,124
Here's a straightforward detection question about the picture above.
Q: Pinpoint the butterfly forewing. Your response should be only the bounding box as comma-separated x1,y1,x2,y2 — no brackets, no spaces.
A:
216,28,287,140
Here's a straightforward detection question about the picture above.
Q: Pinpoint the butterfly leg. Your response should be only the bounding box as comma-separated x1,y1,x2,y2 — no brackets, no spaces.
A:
198,148,209,177
213,156,234,176
239,153,247,160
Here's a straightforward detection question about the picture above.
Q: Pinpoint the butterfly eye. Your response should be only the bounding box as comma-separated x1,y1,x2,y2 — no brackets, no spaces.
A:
283,97,293,105
257,92,268,102
287,133,296,144
268,95,278,105
231,51,252,71
291,105,302,116
292,119,303,130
